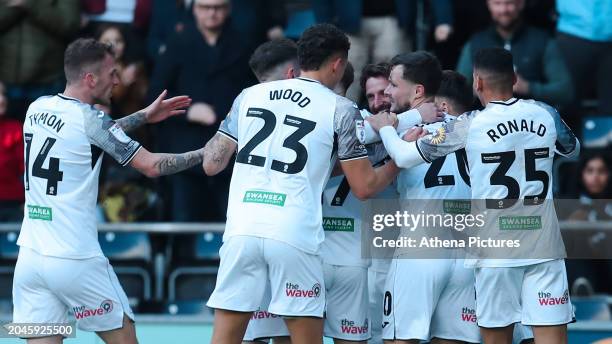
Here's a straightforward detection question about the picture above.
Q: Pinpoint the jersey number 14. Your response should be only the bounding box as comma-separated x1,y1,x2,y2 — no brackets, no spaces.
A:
24,133,64,196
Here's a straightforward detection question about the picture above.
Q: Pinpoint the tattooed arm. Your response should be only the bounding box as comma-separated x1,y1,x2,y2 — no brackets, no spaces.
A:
116,111,147,133
129,147,205,178
202,133,237,176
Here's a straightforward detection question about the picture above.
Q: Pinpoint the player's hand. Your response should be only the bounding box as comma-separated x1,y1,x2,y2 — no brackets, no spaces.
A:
144,89,192,124
366,111,398,132
402,127,428,142
434,24,453,42
417,102,444,123
513,74,530,95
187,102,217,126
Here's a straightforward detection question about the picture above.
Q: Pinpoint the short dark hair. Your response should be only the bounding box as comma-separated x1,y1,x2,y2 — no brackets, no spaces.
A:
339,61,355,92
390,51,442,96
473,47,515,88
360,63,391,91
249,38,298,78
64,38,114,83
297,24,350,71
437,70,474,113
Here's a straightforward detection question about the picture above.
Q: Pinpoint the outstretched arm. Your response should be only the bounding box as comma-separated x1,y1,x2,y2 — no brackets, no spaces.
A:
129,147,205,178
116,90,192,132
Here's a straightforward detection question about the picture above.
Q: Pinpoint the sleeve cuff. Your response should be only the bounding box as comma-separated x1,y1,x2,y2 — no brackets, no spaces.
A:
217,130,238,143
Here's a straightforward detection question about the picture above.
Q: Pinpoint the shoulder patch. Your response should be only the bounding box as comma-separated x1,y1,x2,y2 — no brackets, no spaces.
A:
108,123,131,144
430,127,447,145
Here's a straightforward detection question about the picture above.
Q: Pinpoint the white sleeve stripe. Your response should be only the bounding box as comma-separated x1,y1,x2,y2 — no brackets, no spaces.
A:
121,145,142,166
339,154,369,162
218,130,238,143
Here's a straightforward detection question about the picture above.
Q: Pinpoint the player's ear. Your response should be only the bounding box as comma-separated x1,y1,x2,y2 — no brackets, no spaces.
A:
415,84,425,98
512,72,518,86
286,66,295,79
84,72,96,89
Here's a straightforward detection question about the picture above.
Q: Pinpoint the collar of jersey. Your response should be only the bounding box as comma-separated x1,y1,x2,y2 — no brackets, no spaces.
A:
296,77,322,85
57,93,82,103
488,97,518,106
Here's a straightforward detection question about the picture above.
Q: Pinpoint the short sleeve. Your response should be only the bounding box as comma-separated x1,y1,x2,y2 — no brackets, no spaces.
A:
218,90,246,143
84,107,141,166
417,112,473,162
535,101,580,158
334,97,368,161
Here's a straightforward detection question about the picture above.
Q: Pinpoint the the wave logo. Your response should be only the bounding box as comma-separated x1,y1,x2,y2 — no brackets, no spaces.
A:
73,300,113,319
461,307,477,322
538,290,569,306
285,282,321,298
341,318,368,335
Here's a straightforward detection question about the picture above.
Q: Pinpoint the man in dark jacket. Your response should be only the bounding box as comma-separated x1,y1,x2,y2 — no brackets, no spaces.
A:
0,0,80,120
456,0,573,108
149,0,256,221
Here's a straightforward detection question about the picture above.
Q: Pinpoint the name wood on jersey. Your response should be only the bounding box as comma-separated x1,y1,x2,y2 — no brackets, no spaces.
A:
28,112,66,133
486,119,546,143
269,88,311,108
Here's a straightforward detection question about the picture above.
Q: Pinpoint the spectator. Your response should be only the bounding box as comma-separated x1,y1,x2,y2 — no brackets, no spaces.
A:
146,0,194,60
0,82,24,222
556,0,612,115
97,24,149,117
456,0,574,109
568,152,612,221
0,0,80,120
311,0,413,102
565,151,612,295
230,0,286,46
149,0,256,221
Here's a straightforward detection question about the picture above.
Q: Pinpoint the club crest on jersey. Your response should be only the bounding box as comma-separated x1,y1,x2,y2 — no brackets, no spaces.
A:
430,127,446,144
108,123,131,144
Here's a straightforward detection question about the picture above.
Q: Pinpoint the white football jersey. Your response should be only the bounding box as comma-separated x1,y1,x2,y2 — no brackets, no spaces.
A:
396,116,471,200
218,77,368,254
416,98,579,267
18,94,141,259
320,142,397,267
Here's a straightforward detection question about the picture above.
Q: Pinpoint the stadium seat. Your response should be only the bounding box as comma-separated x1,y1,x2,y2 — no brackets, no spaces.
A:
98,231,153,307
583,116,612,148
167,232,222,301
572,296,612,321
0,231,19,261
0,231,19,300
163,300,210,316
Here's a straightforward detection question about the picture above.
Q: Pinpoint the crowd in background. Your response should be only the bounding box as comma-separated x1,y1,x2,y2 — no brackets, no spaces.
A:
0,0,611,224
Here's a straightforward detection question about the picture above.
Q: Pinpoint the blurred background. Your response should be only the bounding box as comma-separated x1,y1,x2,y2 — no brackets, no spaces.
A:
0,0,610,342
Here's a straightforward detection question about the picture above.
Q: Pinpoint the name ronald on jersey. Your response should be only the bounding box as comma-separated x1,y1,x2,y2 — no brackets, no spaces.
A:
486,118,547,143
28,112,66,133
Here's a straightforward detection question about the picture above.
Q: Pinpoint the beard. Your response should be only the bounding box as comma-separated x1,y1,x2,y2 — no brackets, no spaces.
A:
371,102,391,114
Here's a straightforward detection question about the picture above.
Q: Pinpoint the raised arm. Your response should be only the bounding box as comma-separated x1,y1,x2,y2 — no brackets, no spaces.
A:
116,90,192,132
129,147,205,178
358,103,443,144
368,111,473,169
